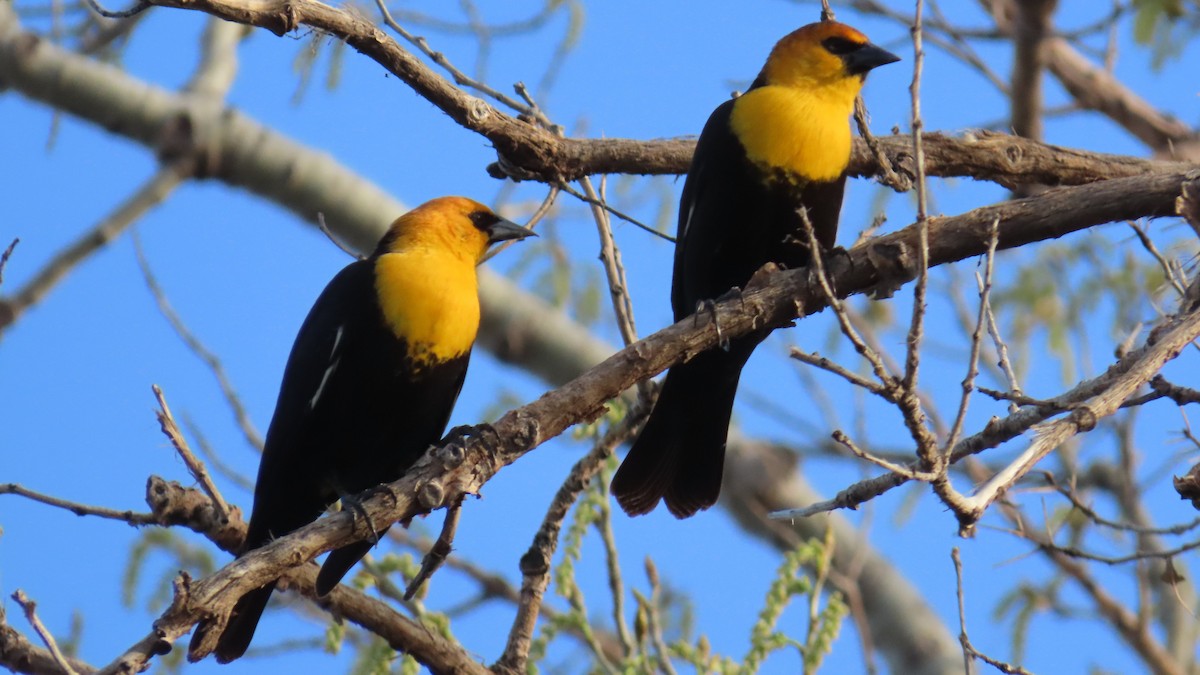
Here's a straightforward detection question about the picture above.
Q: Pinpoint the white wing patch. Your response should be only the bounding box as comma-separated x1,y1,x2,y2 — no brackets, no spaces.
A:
679,161,702,240
681,198,697,240
309,325,344,410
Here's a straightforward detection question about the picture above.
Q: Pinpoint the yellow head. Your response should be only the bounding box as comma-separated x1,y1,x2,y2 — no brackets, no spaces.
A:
730,21,899,182
372,196,535,369
757,21,900,103
373,196,534,264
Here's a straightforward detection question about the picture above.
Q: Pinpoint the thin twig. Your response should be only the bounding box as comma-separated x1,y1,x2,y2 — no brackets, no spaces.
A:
1128,220,1187,297
789,348,891,396
0,483,159,525
134,232,264,452
853,97,911,192
556,181,673,243
493,416,642,672
404,499,463,600
819,0,834,21
951,549,1035,674
481,185,559,263
11,590,81,675
982,295,1024,413
579,176,639,348
1044,472,1200,536
595,466,635,656
0,239,17,288
1011,528,1200,565
903,0,931,421
797,207,896,390
832,430,933,480
372,0,542,121
181,414,255,492
639,559,679,675
951,549,973,675
152,384,232,522
0,163,189,335
83,0,149,18
945,217,1000,451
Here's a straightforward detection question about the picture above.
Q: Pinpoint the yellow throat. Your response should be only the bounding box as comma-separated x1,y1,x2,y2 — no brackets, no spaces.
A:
374,245,481,369
728,81,859,183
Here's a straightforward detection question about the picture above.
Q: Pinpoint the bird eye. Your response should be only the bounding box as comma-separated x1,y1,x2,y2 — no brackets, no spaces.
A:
468,210,500,231
822,37,862,55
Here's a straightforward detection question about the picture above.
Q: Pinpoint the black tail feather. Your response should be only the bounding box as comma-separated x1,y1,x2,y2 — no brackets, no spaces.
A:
190,581,276,664
612,343,752,518
612,390,683,516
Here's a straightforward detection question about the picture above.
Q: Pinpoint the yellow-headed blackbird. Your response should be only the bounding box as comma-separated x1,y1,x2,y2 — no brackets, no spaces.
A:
193,197,535,662
612,21,899,518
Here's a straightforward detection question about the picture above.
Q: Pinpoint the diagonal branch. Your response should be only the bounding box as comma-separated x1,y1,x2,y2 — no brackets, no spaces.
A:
122,164,1200,670
495,420,639,673
13,0,1184,186
0,162,190,336
954,299,1200,533
0,602,97,675
981,0,1200,157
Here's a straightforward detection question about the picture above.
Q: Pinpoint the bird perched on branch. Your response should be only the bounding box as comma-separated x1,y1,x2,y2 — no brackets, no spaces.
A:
612,21,899,518
190,196,535,663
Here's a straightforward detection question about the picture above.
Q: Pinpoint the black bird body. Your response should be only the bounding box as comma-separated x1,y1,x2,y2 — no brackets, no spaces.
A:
192,196,534,663
249,260,469,544
671,97,846,312
612,21,899,518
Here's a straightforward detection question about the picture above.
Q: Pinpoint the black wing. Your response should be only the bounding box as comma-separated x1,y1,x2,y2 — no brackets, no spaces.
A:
244,260,470,548
672,98,846,319
243,260,379,547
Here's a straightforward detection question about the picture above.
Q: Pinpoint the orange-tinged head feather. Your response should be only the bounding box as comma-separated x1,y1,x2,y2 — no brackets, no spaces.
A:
375,196,497,263
759,21,872,89
371,196,531,367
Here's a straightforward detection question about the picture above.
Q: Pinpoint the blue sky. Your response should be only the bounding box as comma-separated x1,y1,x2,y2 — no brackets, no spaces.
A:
3,1,1200,673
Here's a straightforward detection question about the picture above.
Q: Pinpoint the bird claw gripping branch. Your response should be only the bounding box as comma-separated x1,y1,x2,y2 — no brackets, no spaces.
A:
694,298,732,352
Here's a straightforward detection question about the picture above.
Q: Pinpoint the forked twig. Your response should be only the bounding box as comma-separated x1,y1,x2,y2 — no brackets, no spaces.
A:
134,232,264,452
951,549,1035,674
494,417,642,672
11,590,81,675
152,384,231,521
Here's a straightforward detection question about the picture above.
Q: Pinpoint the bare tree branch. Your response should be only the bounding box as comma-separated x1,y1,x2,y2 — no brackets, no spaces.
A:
981,0,1200,158
5,0,1184,189
1010,0,1057,143
0,483,159,526
10,591,81,675
114,159,1200,670
0,602,96,675
0,162,189,335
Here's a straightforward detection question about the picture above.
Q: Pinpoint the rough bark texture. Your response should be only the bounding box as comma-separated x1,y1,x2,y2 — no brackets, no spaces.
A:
3,2,1197,674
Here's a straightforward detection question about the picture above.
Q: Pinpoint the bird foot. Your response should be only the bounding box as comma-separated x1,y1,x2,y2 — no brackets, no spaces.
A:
694,298,731,351
338,486,394,544
441,423,499,449
437,423,499,468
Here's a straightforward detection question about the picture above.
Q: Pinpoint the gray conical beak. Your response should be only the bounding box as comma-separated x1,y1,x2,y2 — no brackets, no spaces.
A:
486,219,537,245
845,43,901,76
